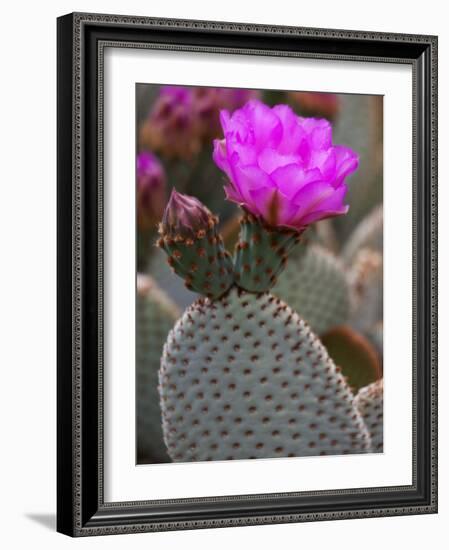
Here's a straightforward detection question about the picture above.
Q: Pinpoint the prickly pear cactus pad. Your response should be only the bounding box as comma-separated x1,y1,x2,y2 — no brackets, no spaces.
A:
272,244,351,335
137,275,180,463
159,287,372,462
233,213,303,292
354,379,384,452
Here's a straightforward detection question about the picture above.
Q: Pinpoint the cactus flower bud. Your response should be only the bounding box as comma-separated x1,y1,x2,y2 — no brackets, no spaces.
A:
136,152,166,231
161,189,214,238
158,190,234,300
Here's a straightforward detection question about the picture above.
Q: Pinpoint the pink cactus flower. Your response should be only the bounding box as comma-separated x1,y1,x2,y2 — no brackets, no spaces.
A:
213,100,359,232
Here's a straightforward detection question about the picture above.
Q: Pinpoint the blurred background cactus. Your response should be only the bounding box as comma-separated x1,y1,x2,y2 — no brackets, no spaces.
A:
135,84,383,464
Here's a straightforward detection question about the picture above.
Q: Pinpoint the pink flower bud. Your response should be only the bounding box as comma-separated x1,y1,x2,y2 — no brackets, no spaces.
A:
161,189,214,238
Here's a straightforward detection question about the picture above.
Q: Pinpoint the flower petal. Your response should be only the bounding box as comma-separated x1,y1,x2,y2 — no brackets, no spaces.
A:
248,186,296,226
229,163,273,204
242,100,283,150
212,138,233,180
272,104,307,154
300,117,333,149
270,165,322,199
289,180,335,225
257,149,301,175
334,145,359,185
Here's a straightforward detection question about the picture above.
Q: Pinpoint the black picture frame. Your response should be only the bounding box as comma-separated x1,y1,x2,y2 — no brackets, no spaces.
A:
57,12,438,537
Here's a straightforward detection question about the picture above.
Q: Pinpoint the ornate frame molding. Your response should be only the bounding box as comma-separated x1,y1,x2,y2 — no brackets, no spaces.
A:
57,12,437,537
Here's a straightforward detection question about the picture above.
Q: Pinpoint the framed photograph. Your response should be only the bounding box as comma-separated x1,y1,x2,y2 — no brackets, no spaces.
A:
57,12,438,536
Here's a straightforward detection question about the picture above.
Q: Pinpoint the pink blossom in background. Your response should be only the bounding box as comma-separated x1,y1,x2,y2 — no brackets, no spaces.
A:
213,99,359,231
136,152,166,230
140,85,260,159
288,91,341,121
193,87,260,137
139,86,202,160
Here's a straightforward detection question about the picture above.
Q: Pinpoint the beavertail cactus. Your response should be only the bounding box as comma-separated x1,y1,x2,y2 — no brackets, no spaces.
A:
157,101,370,462
137,274,180,463
272,244,351,335
354,379,383,452
160,288,371,461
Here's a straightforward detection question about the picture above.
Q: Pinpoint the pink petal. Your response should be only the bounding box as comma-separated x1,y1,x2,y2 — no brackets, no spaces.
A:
229,163,273,204
300,117,332,149
309,148,337,179
212,139,233,180
270,165,322,199
334,145,359,185
223,183,244,204
296,184,349,226
290,180,335,224
248,186,296,226
272,104,307,154
243,100,282,151
257,149,301,175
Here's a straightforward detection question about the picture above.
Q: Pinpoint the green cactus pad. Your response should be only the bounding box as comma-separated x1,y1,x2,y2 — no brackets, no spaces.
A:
354,379,383,452
342,204,383,263
321,325,382,392
348,248,383,334
233,213,303,293
157,216,234,300
159,287,371,462
272,244,351,335
137,275,180,463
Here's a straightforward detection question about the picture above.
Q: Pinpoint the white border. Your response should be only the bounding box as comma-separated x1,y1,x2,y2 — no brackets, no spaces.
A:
104,47,413,502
